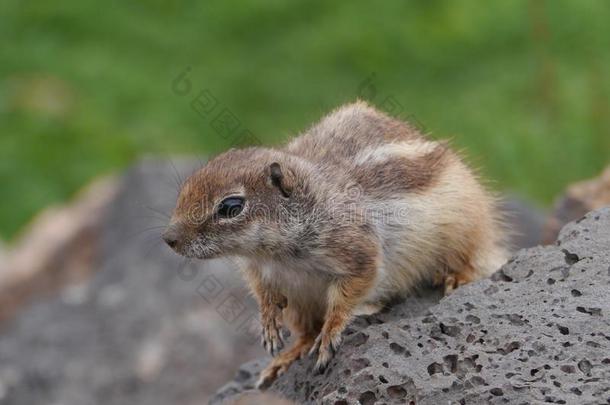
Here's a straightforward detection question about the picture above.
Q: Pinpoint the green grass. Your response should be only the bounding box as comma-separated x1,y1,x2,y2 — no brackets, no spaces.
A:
1,0,609,239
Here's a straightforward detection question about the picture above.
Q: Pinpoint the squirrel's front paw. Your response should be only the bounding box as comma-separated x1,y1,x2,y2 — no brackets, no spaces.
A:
309,330,342,374
261,305,285,356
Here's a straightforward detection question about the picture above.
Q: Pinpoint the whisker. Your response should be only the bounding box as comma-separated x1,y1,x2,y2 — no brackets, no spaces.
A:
129,214,170,223
138,231,165,246
129,202,172,221
168,157,184,190
145,205,171,220
142,238,164,258
123,225,167,242
161,178,181,194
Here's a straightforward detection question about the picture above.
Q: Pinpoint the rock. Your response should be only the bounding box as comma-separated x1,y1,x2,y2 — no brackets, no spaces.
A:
0,159,264,404
544,165,610,243
1,157,608,405
233,392,295,404
0,176,119,323
211,207,610,404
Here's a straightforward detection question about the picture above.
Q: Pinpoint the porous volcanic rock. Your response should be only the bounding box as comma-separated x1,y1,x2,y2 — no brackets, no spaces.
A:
212,207,610,405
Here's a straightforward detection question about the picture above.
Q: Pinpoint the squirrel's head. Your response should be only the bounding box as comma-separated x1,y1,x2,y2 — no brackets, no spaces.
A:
163,148,302,259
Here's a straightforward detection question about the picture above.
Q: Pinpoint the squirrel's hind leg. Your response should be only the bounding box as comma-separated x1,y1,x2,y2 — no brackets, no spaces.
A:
256,334,316,390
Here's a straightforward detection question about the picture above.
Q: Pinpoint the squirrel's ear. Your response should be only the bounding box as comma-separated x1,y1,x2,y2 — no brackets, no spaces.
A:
267,162,294,198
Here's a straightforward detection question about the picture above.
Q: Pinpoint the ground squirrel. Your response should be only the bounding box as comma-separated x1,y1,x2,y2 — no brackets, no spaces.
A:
163,101,509,388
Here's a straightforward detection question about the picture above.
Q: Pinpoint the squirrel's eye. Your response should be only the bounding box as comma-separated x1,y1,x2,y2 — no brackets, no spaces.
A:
217,197,245,218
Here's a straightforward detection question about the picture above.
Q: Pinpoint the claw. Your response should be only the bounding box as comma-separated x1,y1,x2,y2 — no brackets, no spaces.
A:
261,310,285,357
308,334,322,357
309,331,342,374
256,370,276,390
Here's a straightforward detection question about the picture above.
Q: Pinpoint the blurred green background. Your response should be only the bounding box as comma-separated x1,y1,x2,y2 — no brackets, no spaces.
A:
1,0,609,240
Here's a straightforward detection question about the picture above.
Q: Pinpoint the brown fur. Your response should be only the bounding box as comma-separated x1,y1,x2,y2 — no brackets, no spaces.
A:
164,101,509,388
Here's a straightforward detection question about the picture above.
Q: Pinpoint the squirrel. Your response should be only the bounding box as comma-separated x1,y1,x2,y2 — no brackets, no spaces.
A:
163,101,509,389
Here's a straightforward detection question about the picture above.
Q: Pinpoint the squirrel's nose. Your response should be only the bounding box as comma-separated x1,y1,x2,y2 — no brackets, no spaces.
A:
162,226,180,249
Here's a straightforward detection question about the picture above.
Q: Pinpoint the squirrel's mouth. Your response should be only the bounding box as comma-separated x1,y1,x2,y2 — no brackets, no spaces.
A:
182,239,222,260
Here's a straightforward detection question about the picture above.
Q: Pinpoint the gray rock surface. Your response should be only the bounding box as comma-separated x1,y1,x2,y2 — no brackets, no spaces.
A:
0,159,264,405
212,207,610,405
0,156,599,405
